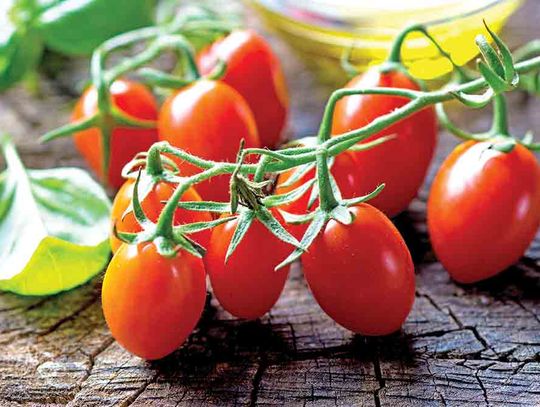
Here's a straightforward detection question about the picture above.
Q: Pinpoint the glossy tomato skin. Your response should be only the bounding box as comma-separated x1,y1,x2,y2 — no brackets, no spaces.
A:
198,30,289,149
302,204,415,335
158,79,260,201
102,243,206,360
332,69,437,217
428,141,540,284
72,79,158,189
275,150,361,239
110,176,212,253
204,210,290,320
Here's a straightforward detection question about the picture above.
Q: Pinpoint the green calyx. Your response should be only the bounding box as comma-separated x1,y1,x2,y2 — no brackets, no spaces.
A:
451,21,518,109
113,144,223,259
225,143,302,263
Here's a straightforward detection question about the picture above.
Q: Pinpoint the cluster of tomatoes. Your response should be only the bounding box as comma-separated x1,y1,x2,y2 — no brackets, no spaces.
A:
67,28,540,360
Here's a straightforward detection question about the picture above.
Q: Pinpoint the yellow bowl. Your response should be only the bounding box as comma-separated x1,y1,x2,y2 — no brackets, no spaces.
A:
251,0,523,84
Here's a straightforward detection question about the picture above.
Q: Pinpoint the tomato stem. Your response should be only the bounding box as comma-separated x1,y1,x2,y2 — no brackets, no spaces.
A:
98,119,113,188
155,165,224,239
138,68,194,89
436,103,491,142
490,94,510,137
384,23,469,80
145,144,164,177
315,149,339,212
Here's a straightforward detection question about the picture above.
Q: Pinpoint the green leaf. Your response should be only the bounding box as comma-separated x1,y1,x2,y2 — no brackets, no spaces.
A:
0,1,44,91
0,135,111,296
36,0,155,56
225,210,254,262
275,210,328,270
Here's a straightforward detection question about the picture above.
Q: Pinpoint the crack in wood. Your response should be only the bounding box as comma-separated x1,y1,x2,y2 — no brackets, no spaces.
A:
37,294,100,338
249,356,267,407
372,350,385,407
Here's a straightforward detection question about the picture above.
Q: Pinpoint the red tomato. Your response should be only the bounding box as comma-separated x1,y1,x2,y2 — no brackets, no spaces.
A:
302,204,415,335
72,79,158,189
110,175,212,253
198,30,289,149
428,141,540,283
102,242,206,360
204,210,291,320
158,79,260,201
332,69,437,217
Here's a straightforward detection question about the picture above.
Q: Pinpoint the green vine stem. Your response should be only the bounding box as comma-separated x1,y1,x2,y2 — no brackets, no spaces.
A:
133,50,540,179
490,93,510,137
44,17,540,266
435,103,490,142
380,23,468,81
149,44,540,176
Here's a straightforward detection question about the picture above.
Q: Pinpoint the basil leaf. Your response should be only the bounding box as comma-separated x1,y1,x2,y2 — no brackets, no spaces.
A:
0,135,111,296
36,0,155,56
0,0,44,91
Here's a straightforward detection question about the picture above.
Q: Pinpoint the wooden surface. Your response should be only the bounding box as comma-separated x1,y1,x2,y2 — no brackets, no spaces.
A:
1,1,540,405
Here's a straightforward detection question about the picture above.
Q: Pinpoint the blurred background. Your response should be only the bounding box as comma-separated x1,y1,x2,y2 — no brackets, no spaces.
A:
253,0,523,82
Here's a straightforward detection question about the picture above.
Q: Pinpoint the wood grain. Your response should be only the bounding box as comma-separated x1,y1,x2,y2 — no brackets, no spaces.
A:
0,1,539,405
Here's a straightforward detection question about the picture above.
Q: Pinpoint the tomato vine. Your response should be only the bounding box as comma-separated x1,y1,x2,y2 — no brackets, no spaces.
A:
42,14,540,268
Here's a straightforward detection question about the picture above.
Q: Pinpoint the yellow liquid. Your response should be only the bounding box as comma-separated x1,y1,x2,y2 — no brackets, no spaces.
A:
251,0,523,84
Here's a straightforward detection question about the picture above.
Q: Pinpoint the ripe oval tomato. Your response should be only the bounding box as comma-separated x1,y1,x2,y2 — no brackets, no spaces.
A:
198,30,289,149
428,141,540,284
110,176,212,253
302,204,415,335
204,210,290,320
102,242,206,360
332,69,437,217
72,79,158,189
158,79,260,201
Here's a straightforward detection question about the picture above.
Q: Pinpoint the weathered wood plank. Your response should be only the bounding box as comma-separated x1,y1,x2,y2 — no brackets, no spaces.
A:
0,1,539,406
